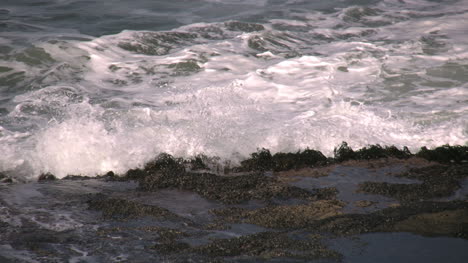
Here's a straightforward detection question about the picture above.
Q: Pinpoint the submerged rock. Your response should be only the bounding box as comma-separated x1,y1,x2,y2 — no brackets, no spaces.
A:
391,208,468,237
118,31,197,56
354,200,376,208
357,164,468,202
307,201,468,238
224,21,265,32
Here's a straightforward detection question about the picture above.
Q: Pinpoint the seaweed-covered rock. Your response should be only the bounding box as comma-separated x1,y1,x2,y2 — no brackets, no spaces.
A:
357,164,468,202
212,200,345,229
139,172,324,204
239,148,274,171
354,200,376,208
191,231,341,260
308,201,468,238
87,196,181,220
167,59,201,76
272,149,328,171
239,148,328,172
118,31,197,56
391,209,468,238
334,142,412,162
416,145,468,164
124,153,185,180
147,227,192,254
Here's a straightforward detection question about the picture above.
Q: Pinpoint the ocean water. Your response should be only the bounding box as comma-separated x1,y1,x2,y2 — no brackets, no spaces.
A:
0,0,467,179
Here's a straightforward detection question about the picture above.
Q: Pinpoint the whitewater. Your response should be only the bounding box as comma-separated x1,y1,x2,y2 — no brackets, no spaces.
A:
0,0,467,179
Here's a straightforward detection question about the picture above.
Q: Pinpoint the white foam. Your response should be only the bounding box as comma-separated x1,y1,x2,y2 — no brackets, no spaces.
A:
0,1,467,179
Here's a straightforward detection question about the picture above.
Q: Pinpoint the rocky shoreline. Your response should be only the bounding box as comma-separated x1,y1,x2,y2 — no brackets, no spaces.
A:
0,143,467,262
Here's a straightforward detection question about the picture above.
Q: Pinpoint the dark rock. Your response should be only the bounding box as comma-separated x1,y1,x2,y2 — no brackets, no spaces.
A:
124,168,147,180
224,21,265,32
62,174,92,180
308,201,468,238
239,148,328,172
191,231,341,260
118,31,198,56
212,200,345,229
272,149,328,171
239,148,274,171
87,196,182,220
0,177,13,183
123,153,185,180
334,142,412,162
168,59,201,76
186,155,209,170
333,142,356,162
354,200,376,208
139,172,325,204
38,173,56,181
416,145,468,164
0,172,13,183
357,164,468,202
152,241,190,254
103,171,115,177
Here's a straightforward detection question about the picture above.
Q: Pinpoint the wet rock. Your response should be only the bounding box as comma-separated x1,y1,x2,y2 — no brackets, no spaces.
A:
276,166,333,179
143,226,193,254
224,21,265,32
62,174,94,180
168,59,202,76
118,31,198,56
186,155,209,170
191,231,341,261
354,200,376,208
9,228,76,252
357,164,468,202
212,200,345,229
334,142,412,162
14,47,55,66
152,241,191,254
342,7,382,23
0,172,13,183
239,148,328,172
87,196,182,220
139,172,326,204
103,171,115,178
391,209,468,238
124,153,185,180
308,201,468,238
416,145,468,164
38,173,56,181
0,177,13,183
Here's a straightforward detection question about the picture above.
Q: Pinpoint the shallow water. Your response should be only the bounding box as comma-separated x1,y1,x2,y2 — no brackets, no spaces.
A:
290,164,421,212
330,232,468,263
0,0,467,179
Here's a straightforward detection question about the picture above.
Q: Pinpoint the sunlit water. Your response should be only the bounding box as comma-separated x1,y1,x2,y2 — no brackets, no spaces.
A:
0,0,467,179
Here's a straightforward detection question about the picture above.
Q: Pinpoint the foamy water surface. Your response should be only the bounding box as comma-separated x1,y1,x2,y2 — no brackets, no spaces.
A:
0,0,467,179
